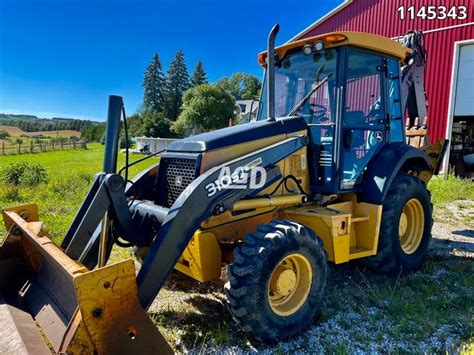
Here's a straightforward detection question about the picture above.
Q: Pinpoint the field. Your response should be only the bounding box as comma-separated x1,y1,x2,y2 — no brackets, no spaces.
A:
0,144,158,241
0,125,81,138
0,146,473,353
0,125,82,151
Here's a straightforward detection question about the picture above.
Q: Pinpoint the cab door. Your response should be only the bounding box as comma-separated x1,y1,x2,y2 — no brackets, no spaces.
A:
340,49,387,190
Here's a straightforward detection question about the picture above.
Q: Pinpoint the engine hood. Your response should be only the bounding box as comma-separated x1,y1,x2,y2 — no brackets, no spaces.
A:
167,117,307,152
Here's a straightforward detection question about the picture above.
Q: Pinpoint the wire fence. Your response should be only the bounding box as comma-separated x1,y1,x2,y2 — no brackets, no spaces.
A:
0,140,87,156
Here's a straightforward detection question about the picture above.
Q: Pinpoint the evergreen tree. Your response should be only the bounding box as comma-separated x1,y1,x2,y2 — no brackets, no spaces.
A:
190,61,208,87
164,50,190,120
143,52,166,112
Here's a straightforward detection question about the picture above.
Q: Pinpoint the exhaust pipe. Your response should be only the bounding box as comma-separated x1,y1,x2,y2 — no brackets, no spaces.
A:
266,24,279,121
103,95,123,174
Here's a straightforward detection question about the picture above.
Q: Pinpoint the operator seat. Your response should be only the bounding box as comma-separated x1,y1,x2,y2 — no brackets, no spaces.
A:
342,111,366,184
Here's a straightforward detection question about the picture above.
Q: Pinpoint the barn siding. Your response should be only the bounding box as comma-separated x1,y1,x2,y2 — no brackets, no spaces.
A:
297,0,474,143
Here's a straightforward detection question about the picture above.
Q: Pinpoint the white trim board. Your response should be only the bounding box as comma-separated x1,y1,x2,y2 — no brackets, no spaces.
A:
442,39,474,174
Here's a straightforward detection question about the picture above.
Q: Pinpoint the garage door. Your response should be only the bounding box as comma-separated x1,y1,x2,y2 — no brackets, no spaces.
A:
455,43,474,116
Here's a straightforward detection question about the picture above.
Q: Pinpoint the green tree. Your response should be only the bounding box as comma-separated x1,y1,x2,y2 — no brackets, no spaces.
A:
81,123,106,142
126,113,144,137
141,110,174,138
216,72,261,100
143,52,166,112
164,50,190,120
190,61,208,87
172,84,236,136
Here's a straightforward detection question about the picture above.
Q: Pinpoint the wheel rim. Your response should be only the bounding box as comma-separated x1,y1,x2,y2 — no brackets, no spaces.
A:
268,253,312,316
399,198,425,255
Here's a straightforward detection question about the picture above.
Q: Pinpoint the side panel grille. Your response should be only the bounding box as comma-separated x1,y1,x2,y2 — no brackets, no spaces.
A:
163,157,198,207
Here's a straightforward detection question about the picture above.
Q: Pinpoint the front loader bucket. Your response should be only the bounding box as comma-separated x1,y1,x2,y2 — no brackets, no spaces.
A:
0,204,172,354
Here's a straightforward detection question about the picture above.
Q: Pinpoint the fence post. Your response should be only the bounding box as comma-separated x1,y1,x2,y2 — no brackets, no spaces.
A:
52,140,54,151
73,140,76,149
2,142,4,155
61,141,64,150
30,141,33,153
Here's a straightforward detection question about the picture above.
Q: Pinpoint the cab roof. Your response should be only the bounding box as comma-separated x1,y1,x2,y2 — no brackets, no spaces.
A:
258,31,412,66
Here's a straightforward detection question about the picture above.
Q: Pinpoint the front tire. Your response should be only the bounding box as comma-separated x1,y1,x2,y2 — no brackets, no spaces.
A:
365,173,432,273
224,220,328,343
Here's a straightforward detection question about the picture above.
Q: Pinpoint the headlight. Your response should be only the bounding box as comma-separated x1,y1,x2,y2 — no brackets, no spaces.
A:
303,44,313,55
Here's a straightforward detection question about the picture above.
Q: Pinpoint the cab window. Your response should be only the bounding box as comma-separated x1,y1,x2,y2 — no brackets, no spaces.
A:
387,58,404,142
341,49,386,190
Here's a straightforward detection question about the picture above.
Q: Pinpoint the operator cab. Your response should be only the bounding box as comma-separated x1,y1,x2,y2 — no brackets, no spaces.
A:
257,32,410,195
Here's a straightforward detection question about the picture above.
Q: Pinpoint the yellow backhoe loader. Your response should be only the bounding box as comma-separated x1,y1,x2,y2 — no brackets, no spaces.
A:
0,26,447,352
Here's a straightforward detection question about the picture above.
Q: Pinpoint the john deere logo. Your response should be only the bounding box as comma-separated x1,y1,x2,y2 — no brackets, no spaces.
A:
374,131,383,142
175,176,183,186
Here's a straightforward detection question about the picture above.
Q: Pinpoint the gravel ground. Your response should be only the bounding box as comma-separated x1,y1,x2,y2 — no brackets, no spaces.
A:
431,200,474,259
148,200,474,354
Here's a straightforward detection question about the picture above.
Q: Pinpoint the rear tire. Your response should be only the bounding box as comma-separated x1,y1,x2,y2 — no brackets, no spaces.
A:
365,173,432,273
224,220,327,343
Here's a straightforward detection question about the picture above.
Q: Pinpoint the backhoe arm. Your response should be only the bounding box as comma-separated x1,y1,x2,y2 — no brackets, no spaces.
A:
400,30,448,175
400,30,428,134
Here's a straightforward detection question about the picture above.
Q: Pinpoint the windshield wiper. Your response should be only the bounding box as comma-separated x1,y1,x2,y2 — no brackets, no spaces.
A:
288,73,334,116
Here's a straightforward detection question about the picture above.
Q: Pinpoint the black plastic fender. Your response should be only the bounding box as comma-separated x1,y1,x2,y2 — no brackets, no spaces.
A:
361,142,431,204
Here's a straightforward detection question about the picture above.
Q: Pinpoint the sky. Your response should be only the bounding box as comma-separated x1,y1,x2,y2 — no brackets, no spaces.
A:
0,0,341,121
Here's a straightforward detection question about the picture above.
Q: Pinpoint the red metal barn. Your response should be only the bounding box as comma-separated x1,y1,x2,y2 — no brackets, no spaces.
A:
291,0,474,174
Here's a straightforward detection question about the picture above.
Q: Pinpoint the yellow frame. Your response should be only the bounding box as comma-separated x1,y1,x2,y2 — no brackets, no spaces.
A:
258,31,412,65
279,193,382,264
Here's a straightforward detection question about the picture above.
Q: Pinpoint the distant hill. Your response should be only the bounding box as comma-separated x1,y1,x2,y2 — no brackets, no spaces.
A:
0,113,101,133
0,125,81,138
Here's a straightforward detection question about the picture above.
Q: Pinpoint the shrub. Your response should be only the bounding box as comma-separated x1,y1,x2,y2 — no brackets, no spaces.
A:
119,136,132,149
1,161,28,185
0,130,9,139
1,161,48,186
19,163,49,186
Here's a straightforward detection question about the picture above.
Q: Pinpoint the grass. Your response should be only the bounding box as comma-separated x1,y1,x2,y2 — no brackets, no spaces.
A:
429,175,474,226
0,146,472,352
0,144,158,242
428,174,474,205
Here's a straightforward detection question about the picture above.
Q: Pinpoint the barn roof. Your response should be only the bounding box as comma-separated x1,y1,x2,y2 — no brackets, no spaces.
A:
287,0,354,42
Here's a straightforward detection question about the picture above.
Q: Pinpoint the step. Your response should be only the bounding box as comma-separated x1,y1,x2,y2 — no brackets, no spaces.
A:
349,246,374,260
351,215,369,223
